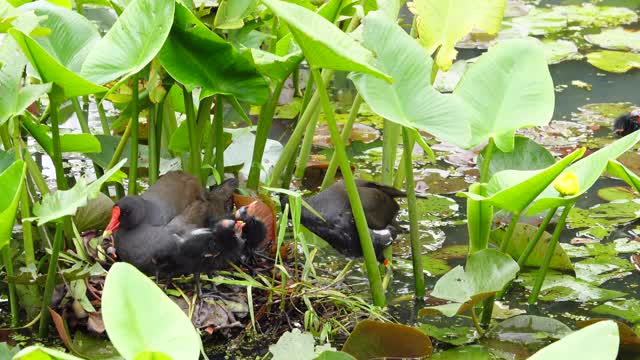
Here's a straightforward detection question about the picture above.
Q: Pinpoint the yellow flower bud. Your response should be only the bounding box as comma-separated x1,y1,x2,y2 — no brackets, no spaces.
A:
553,171,579,196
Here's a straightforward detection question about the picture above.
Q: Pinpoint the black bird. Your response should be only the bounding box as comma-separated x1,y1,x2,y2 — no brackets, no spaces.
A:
613,110,640,137
234,201,268,261
282,180,406,264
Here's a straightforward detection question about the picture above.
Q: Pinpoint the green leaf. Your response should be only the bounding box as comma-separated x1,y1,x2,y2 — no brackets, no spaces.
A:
133,351,173,360
341,320,433,359
455,38,555,151
418,324,476,346
28,159,126,225
250,47,303,82
587,50,640,74
13,346,84,360
73,192,114,232
528,320,619,360
428,345,493,359
158,2,268,104
592,299,640,323
485,315,572,346
527,131,640,214
460,148,584,214
517,272,626,302
608,159,640,192
490,224,574,272
0,38,51,126
420,249,519,317
466,183,492,253
585,27,640,52
22,116,102,154
477,136,555,179
9,28,106,97
269,329,334,360
575,256,634,285
213,0,256,29
80,0,175,85
261,0,391,81
0,160,25,250
0,1,47,35
0,149,16,173
314,351,356,360
409,0,505,70
349,10,471,148
102,262,201,360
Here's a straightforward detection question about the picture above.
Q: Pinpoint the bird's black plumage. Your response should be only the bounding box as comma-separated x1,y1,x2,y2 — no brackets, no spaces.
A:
613,111,640,137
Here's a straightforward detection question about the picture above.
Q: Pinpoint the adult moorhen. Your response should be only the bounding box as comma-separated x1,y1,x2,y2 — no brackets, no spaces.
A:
282,180,406,263
613,110,640,137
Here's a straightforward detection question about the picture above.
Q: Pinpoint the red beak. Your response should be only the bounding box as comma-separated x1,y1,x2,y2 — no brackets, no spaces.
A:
103,206,121,236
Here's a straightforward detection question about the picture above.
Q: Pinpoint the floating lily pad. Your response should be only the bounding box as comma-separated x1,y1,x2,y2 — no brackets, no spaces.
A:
490,223,574,272
574,103,638,128
587,50,640,74
528,320,619,360
585,27,640,52
517,272,626,302
577,319,640,355
575,255,634,285
485,315,572,347
313,122,380,148
543,39,582,65
420,249,519,317
592,299,640,323
419,245,469,276
429,345,494,359
418,324,476,346
342,320,433,359
269,329,336,360
562,238,640,258
567,200,640,240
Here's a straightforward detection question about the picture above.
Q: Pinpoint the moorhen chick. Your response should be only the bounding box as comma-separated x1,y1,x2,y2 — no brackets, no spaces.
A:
613,110,640,137
234,202,268,261
282,180,406,264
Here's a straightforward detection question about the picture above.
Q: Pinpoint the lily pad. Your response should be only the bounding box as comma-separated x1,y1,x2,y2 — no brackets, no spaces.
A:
587,50,640,74
528,320,619,360
428,345,494,359
517,272,627,302
13,346,84,360
419,245,469,276
575,256,634,285
490,223,574,272
418,324,476,346
574,103,638,128
562,238,640,258
542,39,582,65
566,200,640,240
592,299,640,323
577,319,640,355
269,329,336,360
585,27,640,52
485,315,572,347
420,249,519,317
341,320,433,359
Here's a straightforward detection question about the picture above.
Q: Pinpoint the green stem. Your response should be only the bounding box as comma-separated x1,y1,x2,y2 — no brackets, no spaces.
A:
320,93,363,190
106,115,133,170
11,121,34,264
528,203,574,304
393,149,407,190
294,106,321,178
22,142,49,195
71,97,104,181
247,81,285,190
403,128,424,298
382,120,400,185
299,74,315,114
38,223,64,338
128,74,139,195
49,91,68,191
214,95,225,180
2,246,18,327
182,89,200,177
518,208,557,267
470,306,485,337
97,100,111,135
479,138,495,183
311,68,385,306
148,104,159,185
268,70,333,188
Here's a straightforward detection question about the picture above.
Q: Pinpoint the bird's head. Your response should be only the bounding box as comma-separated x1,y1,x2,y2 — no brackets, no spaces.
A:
103,196,146,236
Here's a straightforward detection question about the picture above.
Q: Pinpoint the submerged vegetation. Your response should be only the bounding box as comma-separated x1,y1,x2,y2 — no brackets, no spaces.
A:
1,0,640,359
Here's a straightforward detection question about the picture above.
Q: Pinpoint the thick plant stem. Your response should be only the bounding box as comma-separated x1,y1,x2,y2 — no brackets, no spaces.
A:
38,223,64,338
107,116,133,170
182,88,200,177
294,106,321,178
268,70,333,188
128,74,140,195
380,120,401,264
312,68,385,306
479,138,495,183
518,208,557,266
2,247,18,327
247,81,285,189
482,212,520,326
71,97,103,181
529,204,574,304
320,94,363,190
11,122,34,264
49,91,68,191
148,104,159,185
97,100,111,134
214,95,225,180
403,128,424,298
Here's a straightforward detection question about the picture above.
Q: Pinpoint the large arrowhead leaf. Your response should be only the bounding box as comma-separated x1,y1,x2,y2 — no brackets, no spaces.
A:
213,0,257,30
409,0,505,70
454,38,555,152
261,0,390,81
527,131,640,214
419,249,519,317
0,160,26,250
459,148,584,214
158,2,268,104
22,115,101,154
349,10,471,148
0,37,51,125
102,263,201,360
81,0,175,85
529,320,619,360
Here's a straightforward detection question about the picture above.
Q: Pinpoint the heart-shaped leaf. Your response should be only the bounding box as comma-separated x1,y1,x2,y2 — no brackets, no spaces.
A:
13,346,84,360
341,320,433,359
261,0,390,81
477,136,555,179
0,160,26,250
81,0,175,85
528,320,618,360
158,2,268,104
102,262,201,360
22,115,101,154
420,249,519,317
349,10,471,148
